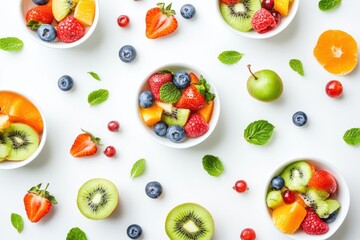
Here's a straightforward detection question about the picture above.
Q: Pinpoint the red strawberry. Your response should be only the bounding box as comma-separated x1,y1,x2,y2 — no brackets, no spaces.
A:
70,129,101,158
301,209,329,235
184,113,209,137
220,0,240,5
25,1,54,30
24,183,57,223
57,16,85,43
308,170,338,194
148,71,173,100
145,2,178,39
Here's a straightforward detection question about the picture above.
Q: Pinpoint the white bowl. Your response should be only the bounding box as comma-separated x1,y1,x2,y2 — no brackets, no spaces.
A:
136,64,220,149
265,158,350,239
217,0,299,39
0,90,47,170
20,0,99,49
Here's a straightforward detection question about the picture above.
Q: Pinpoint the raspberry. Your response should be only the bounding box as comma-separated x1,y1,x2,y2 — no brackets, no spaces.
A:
57,16,85,43
251,8,277,34
184,113,209,138
301,209,329,235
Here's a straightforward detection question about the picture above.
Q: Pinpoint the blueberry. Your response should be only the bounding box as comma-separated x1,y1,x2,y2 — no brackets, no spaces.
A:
37,24,57,42
127,224,142,239
322,210,338,223
271,176,285,190
180,4,196,19
166,125,185,143
145,181,163,199
32,0,49,5
173,71,190,89
119,45,137,63
57,75,74,91
153,121,168,136
139,91,154,108
292,111,307,126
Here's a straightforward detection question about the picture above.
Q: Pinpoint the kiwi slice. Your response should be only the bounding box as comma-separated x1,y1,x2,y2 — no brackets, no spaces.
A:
220,0,262,32
0,132,12,161
77,178,119,220
4,123,40,161
281,161,312,192
52,0,79,21
165,202,214,240
156,101,190,127
300,187,330,218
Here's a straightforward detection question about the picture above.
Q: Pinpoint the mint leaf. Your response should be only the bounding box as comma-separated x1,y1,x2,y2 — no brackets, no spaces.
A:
88,71,101,81
0,37,23,52
202,155,224,177
289,59,304,76
130,158,146,178
244,120,275,145
218,50,243,64
88,89,109,106
319,0,341,11
343,128,360,145
11,213,23,233
159,82,181,103
66,227,87,240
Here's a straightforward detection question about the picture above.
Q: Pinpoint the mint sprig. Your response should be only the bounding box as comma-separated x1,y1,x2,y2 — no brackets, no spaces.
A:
0,37,23,52
66,227,87,240
160,82,181,103
88,71,101,81
11,213,24,233
244,120,275,145
319,0,341,11
88,89,109,106
343,128,360,145
130,158,146,178
289,59,304,76
218,50,243,64
202,155,224,177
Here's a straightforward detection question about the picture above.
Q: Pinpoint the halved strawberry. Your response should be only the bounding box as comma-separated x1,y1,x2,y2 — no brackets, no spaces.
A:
70,129,101,157
145,2,178,39
148,71,173,100
307,170,338,194
25,1,54,30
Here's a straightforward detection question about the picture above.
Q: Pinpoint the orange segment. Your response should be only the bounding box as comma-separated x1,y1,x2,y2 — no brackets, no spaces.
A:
274,0,290,16
74,0,96,27
197,100,214,123
272,202,307,234
313,29,358,75
139,104,163,127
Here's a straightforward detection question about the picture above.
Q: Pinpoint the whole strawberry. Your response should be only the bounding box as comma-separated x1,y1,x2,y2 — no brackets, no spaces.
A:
308,170,338,194
25,1,54,30
57,16,85,43
301,209,329,235
146,2,178,39
24,183,57,223
70,129,101,158
148,71,173,100
184,113,209,137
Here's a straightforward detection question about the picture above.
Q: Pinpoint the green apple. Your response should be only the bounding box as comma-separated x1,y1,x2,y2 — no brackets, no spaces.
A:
246,64,283,102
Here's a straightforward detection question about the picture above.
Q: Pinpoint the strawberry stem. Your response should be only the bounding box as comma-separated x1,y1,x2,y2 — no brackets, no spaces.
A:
247,64,258,80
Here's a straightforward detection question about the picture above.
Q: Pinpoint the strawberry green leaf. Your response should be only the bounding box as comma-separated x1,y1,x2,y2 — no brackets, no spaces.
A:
0,37,23,52
160,82,181,103
130,158,146,178
202,155,224,177
289,59,304,76
319,0,341,11
88,89,109,106
66,227,87,240
218,50,243,64
87,71,101,81
11,213,24,233
244,120,275,145
343,128,360,145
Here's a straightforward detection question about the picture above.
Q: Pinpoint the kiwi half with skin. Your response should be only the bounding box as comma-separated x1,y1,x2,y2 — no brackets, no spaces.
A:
281,161,312,192
165,202,214,240
77,178,119,220
220,0,261,32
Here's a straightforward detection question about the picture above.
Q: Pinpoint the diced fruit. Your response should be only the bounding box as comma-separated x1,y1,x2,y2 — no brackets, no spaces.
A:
301,209,329,235
221,0,240,4
295,194,307,208
196,100,214,123
70,129,101,158
300,187,330,218
189,72,199,83
280,161,312,192
274,0,290,16
308,170,338,194
52,0,79,22
251,8,276,34
145,3,178,39
323,199,341,219
272,202,307,234
148,72,173,100
139,104,163,127
166,125,185,143
74,0,95,26
266,190,284,208
184,113,209,138
57,16,85,43
161,107,190,128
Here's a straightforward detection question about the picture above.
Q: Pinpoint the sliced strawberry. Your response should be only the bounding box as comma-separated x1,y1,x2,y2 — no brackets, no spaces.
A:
301,209,329,235
148,71,173,100
57,16,85,43
145,3,178,39
184,113,209,138
307,170,338,194
70,129,101,157
25,1,54,30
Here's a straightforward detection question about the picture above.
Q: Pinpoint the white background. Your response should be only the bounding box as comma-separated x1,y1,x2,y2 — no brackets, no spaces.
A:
0,0,359,239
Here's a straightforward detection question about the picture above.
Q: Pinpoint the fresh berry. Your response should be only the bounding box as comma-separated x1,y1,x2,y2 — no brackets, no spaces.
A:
37,24,57,42
301,209,329,235
145,181,163,199
107,120,120,132
322,210,338,223
25,3,54,29
307,170,338,194
103,146,116,157
262,0,274,10
57,16,85,43
173,71,191,89
166,125,185,143
139,90,155,108
180,4,196,19
32,0,49,5
282,189,296,204
220,0,240,5
240,228,256,240
119,45,137,63
271,176,285,190
251,8,277,34
325,80,343,98
148,71,173,100
292,111,307,127
184,113,209,138
70,129,101,158
117,15,130,28
270,10,282,27
127,224,142,239
58,75,74,91
233,180,248,193
24,183,57,222
145,3,178,39
153,121,168,136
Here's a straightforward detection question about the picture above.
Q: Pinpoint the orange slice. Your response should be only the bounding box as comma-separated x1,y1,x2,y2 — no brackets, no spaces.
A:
139,104,163,127
74,0,96,27
197,100,214,123
272,201,307,234
313,29,358,75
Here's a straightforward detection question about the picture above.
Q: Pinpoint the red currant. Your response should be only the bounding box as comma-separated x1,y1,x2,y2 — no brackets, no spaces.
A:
262,0,274,10
240,228,256,240
233,180,248,193
282,189,296,204
325,80,343,98
104,146,116,157
270,10,282,27
117,15,130,28
107,120,120,132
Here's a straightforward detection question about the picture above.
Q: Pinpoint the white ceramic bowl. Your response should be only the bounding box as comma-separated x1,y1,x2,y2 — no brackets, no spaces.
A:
265,158,350,239
20,0,99,49
217,0,299,39
136,64,220,149
0,90,47,170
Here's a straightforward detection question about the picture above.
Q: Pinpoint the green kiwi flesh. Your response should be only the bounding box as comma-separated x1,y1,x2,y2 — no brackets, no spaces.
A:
220,0,262,32
281,161,312,192
266,190,284,209
0,132,12,161
165,202,214,240
300,187,329,218
159,104,190,127
77,178,119,220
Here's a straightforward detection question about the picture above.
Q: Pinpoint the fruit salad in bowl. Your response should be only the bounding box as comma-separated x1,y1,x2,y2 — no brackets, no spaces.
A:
20,0,99,48
137,64,220,149
217,0,299,39
0,90,47,169
265,159,350,239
